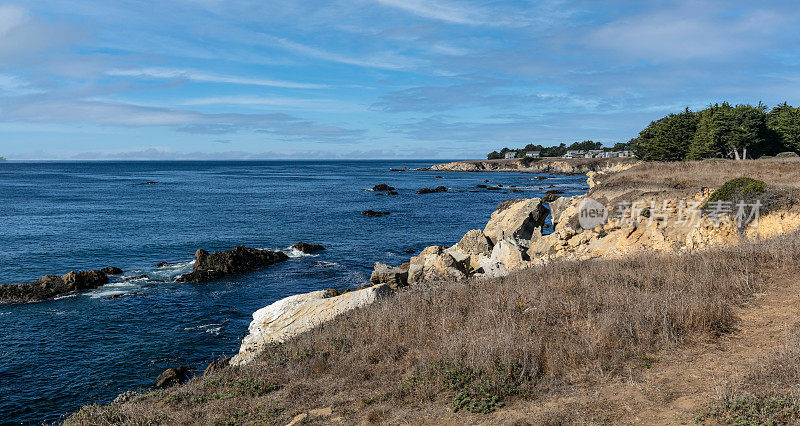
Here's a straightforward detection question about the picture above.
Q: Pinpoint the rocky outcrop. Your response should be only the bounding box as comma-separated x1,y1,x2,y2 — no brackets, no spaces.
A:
428,158,639,175
101,267,123,275
231,284,393,366
291,242,325,254
370,262,408,289
0,268,117,304
155,367,190,388
483,198,548,248
177,246,289,283
407,246,470,284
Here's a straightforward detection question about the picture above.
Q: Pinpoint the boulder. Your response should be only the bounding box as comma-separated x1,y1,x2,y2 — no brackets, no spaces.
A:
177,246,289,283
231,284,394,366
549,195,578,228
372,183,396,191
407,246,469,284
416,186,448,194
476,184,487,188
404,248,415,254
361,210,390,217
100,267,123,275
476,255,509,278
455,229,494,272
490,239,527,271
370,262,408,289
483,198,548,248
156,261,176,268
387,190,399,195
291,242,325,254
155,366,190,388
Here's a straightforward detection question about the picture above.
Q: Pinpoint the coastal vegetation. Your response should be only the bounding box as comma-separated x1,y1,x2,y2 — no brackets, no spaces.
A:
490,102,800,161
68,158,800,424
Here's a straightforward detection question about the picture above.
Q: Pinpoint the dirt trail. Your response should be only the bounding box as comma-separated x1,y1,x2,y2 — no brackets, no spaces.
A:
479,274,800,425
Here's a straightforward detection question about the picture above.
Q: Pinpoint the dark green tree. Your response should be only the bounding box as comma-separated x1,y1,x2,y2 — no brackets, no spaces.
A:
632,108,697,161
767,102,800,152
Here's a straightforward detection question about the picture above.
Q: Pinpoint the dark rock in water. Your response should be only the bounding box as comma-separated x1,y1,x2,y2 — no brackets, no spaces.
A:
387,190,399,195
291,242,325,254
484,180,490,182
390,167,409,172
139,181,158,185
362,210,390,217
373,193,384,196
535,176,548,180
106,291,146,300
510,189,523,193
416,186,448,194
435,175,444,178
404,248,415,254
486,186,502,191
177,246,289,283
101,267,123,275
476,184,487,188
156,261,176,268
0,269,110,304
155,366,190,388
545,189,564,195
372,183,396,191
203,357,231,376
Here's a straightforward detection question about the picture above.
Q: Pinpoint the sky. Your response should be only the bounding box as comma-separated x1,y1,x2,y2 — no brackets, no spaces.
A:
1,0,799,160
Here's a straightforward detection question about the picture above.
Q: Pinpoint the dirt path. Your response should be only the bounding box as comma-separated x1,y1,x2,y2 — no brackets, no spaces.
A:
480,275,800,425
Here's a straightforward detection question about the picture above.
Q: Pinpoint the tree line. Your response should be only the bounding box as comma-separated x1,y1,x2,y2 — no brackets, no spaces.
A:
488,102,800,161
487,140,631,160
632,102,800,161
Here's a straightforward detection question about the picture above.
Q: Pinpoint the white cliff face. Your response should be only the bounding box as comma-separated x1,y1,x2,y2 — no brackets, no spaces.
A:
231,284,392,366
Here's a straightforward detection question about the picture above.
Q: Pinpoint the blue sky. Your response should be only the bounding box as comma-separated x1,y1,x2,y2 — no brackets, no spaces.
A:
1,0,799,160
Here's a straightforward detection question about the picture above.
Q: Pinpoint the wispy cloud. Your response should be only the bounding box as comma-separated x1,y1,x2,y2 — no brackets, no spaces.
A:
106,68,329,89
265,35,425,71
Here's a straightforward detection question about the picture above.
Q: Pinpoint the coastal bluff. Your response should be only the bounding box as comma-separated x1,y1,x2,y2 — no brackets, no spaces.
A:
427,157,639,174
232,159,800,366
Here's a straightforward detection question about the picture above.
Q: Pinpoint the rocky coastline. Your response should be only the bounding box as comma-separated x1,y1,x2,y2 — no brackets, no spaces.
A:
425,156,639,174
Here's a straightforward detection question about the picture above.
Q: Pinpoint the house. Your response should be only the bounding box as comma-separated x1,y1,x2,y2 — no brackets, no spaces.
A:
618,150,635,158
586,149,604,158
563,150,586,158
504,151,517,159
525,151,540,158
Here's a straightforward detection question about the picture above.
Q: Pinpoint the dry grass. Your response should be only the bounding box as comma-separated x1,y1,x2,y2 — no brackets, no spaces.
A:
66,232,800,425
595,158,800,201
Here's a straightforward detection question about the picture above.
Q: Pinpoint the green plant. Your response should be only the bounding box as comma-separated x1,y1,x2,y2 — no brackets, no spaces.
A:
703,177,766,208
695,394,800,425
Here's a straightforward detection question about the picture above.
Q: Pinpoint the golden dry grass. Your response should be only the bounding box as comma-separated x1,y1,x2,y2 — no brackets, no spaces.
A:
66,231,800,425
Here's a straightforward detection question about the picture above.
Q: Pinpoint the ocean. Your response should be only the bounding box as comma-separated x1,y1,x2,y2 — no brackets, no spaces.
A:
0,160,588,424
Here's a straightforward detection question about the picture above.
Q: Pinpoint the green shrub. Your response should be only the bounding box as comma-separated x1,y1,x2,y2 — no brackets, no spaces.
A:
704,177,766,208
776,151,800,158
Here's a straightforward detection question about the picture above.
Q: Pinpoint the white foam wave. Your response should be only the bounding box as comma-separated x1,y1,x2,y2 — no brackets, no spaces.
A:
285,247,318,258
88,290,127,299
184,319,229,332
313,260,340,268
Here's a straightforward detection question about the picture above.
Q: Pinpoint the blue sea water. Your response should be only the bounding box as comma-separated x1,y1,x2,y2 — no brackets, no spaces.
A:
0,160,588,424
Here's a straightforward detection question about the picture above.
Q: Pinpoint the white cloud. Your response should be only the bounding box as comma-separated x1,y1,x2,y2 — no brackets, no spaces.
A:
0,3,26,37
590,5,786,61
179,95,363,112
0,3,81,60
266,36,425,71
106,68,329,89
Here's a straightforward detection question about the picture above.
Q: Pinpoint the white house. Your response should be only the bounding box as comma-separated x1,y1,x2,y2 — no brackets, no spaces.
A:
563,150,586,158
525,151,541,158
504,151,517,159
586,149,604,158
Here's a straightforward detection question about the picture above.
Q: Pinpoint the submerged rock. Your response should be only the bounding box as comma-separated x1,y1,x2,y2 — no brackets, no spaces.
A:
416,186,448,194
362,210,390,217
231,284,393,366
291,242,325,254
177,246,289,283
